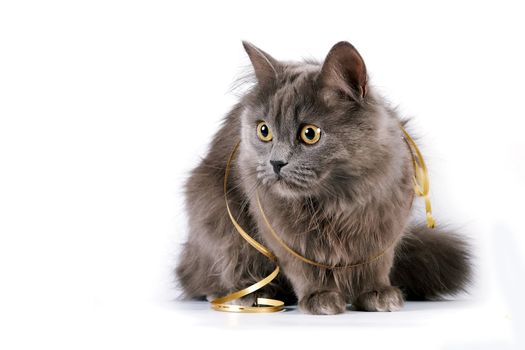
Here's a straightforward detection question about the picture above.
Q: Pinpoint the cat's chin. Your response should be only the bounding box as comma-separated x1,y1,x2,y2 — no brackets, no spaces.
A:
268,178,310,198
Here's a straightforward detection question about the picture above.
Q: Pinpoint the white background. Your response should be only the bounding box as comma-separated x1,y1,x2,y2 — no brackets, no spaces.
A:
1,1,524,349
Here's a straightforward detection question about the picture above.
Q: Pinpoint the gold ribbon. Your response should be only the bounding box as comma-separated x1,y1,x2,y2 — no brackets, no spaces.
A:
400,126,436,228
211,126,435,313
210,266,284,312
210,141,284,313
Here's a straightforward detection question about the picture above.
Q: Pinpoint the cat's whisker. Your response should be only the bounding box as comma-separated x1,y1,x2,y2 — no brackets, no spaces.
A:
283,176,309,189
224,168,260,197
236,179,262,222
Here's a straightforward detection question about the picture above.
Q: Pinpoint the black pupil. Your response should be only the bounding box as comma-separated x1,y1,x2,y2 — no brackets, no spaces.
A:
304,127,315,140
260,124,269,137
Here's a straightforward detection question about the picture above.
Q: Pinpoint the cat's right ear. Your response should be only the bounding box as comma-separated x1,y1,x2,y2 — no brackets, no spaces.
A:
242,41,281,89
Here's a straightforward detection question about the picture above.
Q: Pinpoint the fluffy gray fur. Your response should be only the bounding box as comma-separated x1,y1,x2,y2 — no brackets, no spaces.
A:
176,41,471,314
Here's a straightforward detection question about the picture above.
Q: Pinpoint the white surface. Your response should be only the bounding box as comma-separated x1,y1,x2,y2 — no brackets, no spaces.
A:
1,1,524,349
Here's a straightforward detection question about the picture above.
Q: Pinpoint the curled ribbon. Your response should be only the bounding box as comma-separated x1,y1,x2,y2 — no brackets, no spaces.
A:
210,141,284,313
401,126,436,228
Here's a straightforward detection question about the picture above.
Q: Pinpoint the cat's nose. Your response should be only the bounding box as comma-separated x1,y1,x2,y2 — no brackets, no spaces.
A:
270,160,288,175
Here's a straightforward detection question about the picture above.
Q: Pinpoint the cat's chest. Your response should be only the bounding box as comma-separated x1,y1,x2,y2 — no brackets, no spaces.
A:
256,199,363,245
253,194,409,264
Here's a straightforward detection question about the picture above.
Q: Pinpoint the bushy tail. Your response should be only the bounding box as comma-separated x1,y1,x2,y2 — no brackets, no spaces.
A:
390,223,472,300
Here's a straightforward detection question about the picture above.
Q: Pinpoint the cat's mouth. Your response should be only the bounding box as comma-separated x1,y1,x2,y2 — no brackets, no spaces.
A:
256,163,322,197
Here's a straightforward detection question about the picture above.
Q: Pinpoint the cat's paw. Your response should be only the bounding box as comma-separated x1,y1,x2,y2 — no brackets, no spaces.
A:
352,286,404,312
299,290,347,315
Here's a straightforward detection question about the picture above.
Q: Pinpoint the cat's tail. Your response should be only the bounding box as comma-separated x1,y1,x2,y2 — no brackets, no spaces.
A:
390,223,473,300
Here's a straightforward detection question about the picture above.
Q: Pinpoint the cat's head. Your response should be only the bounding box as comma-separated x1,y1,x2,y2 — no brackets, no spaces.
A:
239,41,397,199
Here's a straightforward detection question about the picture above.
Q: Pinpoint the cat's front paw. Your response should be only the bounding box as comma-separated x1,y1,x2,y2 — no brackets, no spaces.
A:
353,286,404,312
299,290,347,315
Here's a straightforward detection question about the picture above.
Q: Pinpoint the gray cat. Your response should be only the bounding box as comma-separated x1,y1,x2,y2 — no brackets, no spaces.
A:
176,41,471,314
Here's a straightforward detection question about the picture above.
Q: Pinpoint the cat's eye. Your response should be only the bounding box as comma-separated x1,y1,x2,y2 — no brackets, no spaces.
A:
300,124,321,145
256,121,273,142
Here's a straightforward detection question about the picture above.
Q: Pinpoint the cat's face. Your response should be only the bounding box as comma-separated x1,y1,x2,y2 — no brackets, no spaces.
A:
240,68,388,199
238,42,393,199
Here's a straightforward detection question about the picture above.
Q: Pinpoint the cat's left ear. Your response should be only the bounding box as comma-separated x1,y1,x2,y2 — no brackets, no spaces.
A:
242,41,281,89
320,41,368,101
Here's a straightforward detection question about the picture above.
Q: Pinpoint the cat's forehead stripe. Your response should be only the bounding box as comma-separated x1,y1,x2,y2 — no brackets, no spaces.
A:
270,64,319,129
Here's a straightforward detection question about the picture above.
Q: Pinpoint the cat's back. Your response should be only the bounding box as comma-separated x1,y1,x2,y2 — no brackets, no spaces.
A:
184,104,245,239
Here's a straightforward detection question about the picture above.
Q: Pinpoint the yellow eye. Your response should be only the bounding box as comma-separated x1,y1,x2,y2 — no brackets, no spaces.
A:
257,121,273,142
300,124,321,144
